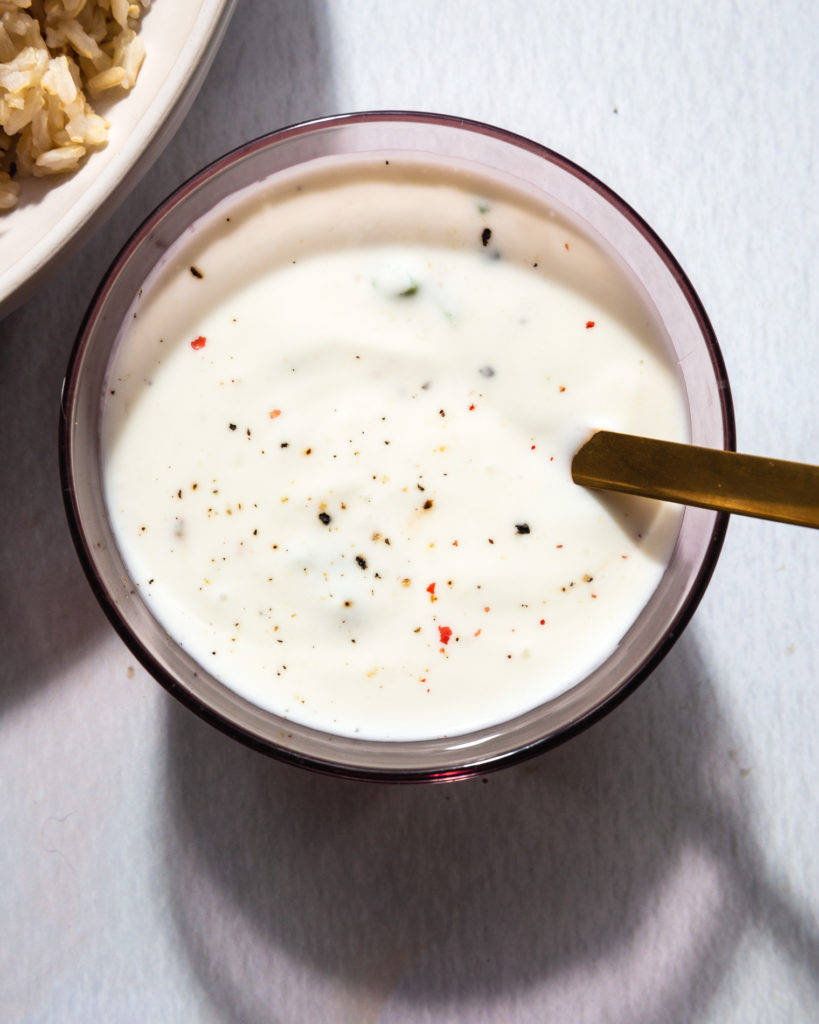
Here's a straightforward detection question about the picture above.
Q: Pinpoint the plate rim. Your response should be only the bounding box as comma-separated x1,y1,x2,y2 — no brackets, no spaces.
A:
0,0,237,319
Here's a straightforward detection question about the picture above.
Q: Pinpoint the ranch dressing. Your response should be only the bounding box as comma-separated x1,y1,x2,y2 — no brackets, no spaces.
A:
101,159,689,740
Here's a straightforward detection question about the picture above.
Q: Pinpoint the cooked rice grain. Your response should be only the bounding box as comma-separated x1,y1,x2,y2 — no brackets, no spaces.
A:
0,0,150,211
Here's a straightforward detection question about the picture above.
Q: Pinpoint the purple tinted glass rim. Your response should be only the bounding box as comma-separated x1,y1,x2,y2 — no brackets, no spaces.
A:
60,111,735,783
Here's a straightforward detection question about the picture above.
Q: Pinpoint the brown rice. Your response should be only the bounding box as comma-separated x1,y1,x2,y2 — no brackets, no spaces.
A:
0,0,150,211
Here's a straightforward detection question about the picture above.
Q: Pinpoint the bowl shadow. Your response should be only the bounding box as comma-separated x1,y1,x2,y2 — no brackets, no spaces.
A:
159,629,819,1022
0,289,110,711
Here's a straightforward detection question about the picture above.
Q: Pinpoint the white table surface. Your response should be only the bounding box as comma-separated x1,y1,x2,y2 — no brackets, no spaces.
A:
2,2,817,1021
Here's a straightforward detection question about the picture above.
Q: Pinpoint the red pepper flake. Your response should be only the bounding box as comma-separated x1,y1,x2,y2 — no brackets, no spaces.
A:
483,606,490,613
190,336,206,350
591,594,598,599
539,619,546,625
438,626,452,645
420,677,426,683
621,554,629,559
531,444,536,450
564,242,570,251
550,456,554,462
469,403,476,411
556,544,563,549
426,582,436,594
559,385,566,393
474,628,482,637
586,320,595,329
268,409,282,419
452,540,459,547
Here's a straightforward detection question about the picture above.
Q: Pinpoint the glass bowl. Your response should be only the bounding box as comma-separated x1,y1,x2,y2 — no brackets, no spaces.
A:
60,112,733,782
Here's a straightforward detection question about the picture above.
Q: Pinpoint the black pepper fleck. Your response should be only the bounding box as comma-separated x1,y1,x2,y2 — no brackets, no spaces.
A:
190,266,204,279
479,365,495,377
356,556,367,570
515,523,531,534
318,512,332,525
229,423,237,431
481,227,492,246
423,499,434,510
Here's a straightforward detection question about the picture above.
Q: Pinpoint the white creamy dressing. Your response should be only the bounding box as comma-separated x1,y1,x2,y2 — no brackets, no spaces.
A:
102,159,689,740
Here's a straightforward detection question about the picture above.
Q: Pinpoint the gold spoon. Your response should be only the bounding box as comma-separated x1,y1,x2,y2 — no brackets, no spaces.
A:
571,431,819,529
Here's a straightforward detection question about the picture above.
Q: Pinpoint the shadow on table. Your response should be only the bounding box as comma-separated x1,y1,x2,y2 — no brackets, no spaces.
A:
121,0,341,215
161,630,819,1023
0,290,109,710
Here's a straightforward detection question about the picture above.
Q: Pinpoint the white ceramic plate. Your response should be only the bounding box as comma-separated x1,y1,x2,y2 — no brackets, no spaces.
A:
0,0,236,318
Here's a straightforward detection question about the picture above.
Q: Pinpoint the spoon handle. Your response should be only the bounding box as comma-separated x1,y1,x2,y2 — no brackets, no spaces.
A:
571,431,819,529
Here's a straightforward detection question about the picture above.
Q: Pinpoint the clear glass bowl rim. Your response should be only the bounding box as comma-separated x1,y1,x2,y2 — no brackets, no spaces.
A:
60,110,735,783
